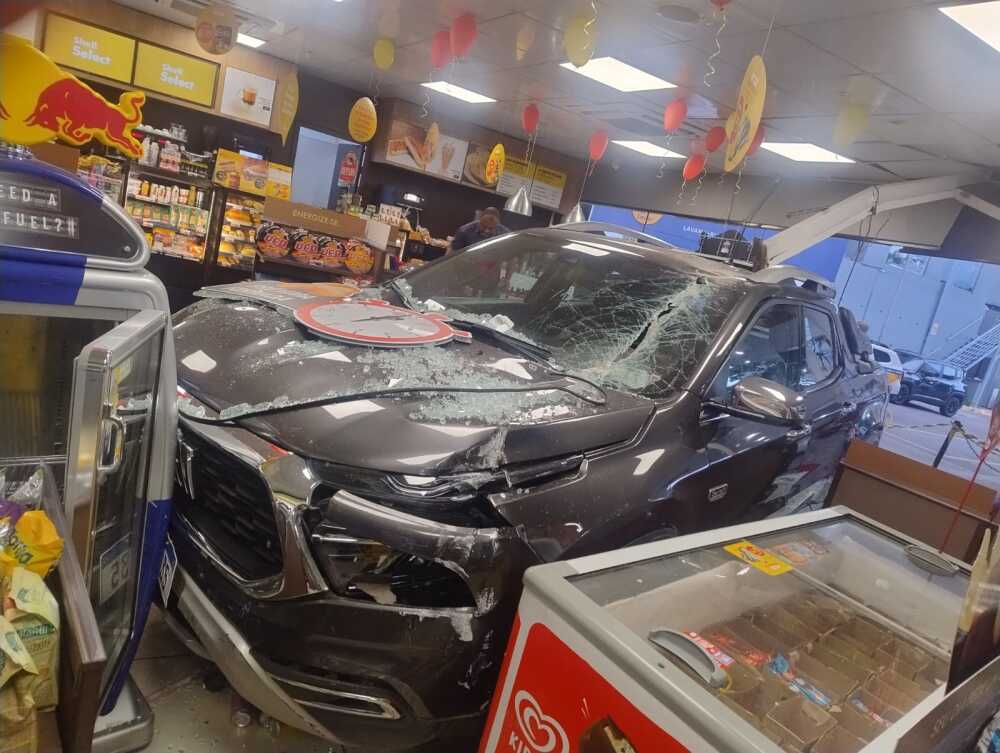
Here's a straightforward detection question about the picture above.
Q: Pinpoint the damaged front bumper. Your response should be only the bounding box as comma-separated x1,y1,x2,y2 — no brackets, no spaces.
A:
169,425,539,750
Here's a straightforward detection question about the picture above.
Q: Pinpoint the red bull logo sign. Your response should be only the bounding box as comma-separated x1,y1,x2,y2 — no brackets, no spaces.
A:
0,33,145,159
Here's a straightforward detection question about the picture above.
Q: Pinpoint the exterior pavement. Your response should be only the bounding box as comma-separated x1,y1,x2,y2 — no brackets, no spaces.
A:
881,402,999,492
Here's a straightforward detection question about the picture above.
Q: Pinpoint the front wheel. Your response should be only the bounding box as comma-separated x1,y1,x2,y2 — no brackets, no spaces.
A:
896,384,911,405
941,396,961,417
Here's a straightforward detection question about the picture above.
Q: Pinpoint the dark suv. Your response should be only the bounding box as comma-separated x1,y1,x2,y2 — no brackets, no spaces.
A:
164,225,887,752
895,358,966,416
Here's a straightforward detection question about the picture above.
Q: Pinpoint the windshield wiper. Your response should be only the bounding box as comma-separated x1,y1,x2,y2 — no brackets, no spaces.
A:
387,279,415,310
450,318,553,364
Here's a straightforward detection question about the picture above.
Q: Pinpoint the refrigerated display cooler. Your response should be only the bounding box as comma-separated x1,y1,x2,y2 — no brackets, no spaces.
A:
0,153,176,752
479,507,975,753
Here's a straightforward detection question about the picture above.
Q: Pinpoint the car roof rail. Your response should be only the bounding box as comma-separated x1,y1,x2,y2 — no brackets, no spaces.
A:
552,221,675,248
752,265,836,298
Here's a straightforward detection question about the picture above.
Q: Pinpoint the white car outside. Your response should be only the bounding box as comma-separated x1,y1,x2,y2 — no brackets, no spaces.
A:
872,343,904,396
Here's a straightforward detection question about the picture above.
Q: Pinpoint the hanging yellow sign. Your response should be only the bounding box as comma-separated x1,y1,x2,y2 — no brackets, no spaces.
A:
724,55,767,173
348,96,378,143
485,143,505,186
0,33,145,158
134,42,218,107
276,70,299,144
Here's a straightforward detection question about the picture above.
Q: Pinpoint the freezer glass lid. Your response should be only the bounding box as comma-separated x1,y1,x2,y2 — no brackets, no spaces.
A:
570,518,968,753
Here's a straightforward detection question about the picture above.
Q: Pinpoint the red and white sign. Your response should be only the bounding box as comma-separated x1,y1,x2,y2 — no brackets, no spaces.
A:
294,299,472,348
481,621,690,753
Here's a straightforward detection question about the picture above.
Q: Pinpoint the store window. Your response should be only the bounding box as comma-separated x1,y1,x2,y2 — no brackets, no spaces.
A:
712,303,804,394
802,308,837,388
886,246,929,276
951,260,983,291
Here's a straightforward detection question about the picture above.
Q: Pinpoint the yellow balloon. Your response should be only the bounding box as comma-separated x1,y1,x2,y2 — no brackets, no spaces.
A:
485,143,505,186
833,103,870,147
373,38,395,71
348,97,378,143
725,111,738,138
564,16,595,68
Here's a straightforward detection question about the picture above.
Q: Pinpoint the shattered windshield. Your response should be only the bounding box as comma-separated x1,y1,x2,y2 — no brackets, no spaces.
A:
393,233,747,397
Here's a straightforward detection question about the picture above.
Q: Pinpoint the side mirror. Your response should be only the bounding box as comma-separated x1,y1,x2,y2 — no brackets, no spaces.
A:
733,377,807,425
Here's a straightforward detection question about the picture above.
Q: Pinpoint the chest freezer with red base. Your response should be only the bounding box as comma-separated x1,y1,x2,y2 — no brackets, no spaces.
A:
479,506,975,753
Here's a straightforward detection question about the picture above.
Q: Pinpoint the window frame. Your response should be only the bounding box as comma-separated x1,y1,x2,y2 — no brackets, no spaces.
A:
800,303,844,393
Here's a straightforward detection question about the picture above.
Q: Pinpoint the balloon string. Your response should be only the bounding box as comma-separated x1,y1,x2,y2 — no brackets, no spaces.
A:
420,72,432,119
657,132,675,179
735,158,746,197
676,179,688,205
704,9,726,88
690,167,707,206
718,171,727,186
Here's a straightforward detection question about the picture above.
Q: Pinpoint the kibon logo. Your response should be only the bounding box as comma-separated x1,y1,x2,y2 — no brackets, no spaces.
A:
508,691,569,753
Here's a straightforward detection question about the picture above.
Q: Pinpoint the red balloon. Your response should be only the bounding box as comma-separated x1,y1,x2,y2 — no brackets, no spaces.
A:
705,126,727,153
683,153,706,181
747,125,765,156
589,129,609,162
710,0,732,7
663,99,687,132
522,103,540,134
450,13,478,58
431,29,453,69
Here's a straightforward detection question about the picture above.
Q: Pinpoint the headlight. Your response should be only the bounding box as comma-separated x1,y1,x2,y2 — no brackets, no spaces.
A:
308,520,475,608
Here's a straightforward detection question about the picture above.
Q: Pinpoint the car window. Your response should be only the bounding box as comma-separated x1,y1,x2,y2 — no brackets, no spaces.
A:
872,347,891,364
711,303,804,396
922,362,943,377
942,365,959,379
801,308,838,388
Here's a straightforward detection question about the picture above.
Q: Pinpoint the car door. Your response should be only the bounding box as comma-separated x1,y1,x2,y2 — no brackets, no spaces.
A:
916,361,944,401
696,300,849,526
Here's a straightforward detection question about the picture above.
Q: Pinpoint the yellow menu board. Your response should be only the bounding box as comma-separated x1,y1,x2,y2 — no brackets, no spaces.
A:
43,14,136,83
133,42,217,107
530,165,567,210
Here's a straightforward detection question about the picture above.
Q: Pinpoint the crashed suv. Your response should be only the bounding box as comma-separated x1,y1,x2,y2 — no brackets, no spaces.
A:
165,225,887,752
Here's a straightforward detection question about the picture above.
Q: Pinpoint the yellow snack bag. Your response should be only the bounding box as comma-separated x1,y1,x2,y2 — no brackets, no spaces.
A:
4,568,59,709
0,512,64,579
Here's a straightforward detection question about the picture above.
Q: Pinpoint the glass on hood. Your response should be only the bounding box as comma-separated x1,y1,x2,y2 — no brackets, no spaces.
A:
570,518,968,753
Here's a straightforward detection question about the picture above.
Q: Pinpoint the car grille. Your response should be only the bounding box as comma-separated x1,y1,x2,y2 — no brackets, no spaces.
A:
175,427,283,580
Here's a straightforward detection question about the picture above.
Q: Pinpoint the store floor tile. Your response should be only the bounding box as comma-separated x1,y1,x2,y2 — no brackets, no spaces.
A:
135,606,329,753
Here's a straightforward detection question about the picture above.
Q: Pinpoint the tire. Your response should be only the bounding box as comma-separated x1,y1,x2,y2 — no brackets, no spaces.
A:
896,384,911,405
941,396,961,417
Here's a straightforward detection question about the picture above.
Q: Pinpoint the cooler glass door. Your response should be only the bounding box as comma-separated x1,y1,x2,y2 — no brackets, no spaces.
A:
568,515,970,753
63,309,167,705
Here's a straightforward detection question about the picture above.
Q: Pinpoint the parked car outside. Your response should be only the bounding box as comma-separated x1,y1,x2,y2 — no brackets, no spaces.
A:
165,226,888,752
872,342,904,397
896,358,967,416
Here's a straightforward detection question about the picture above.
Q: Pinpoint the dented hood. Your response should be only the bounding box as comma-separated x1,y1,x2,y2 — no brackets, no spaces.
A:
174,298,654,475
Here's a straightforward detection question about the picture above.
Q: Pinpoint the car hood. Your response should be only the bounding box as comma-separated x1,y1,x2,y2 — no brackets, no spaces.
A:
174,297,654,475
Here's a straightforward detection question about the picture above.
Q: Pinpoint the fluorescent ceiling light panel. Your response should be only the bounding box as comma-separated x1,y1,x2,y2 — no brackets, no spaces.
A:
236,33,266,48
612,140,684,158
940,2,1000,52
421,81,496,103
761,142,855,163
560,57,676,92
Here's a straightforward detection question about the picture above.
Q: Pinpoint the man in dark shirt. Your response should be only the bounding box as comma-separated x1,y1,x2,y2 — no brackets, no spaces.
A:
450,207,510,252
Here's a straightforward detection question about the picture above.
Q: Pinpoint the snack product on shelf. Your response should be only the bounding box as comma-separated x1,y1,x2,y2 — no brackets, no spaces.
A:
255,223,290,258
289,230,323,263
318,236,346,268
345,239,375,274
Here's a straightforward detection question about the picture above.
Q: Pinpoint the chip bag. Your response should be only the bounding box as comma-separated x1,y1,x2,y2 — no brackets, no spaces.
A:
0,512,63,579
3,568,59,709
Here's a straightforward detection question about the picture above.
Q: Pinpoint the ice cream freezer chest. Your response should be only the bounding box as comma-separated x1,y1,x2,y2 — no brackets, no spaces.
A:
478,506,979,753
